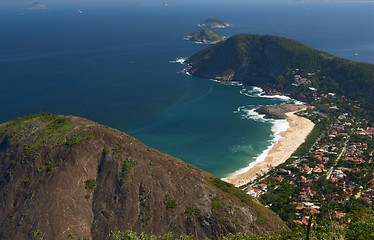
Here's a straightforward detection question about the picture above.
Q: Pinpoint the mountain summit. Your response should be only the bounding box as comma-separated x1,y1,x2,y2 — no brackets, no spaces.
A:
0,114,285,239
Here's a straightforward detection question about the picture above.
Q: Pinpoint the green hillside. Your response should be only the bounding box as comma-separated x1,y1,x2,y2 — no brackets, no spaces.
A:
200,17,230,28
187,34,374,114
185,29,225,43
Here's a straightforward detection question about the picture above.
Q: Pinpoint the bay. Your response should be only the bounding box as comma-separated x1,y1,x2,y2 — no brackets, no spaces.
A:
0,0,373,177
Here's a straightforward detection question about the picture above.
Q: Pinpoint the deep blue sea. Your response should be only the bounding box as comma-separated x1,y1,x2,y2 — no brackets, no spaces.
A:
1,0,373,177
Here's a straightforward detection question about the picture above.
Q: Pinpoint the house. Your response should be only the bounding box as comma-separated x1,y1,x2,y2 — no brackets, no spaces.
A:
246,187,261,198
331,210,345,219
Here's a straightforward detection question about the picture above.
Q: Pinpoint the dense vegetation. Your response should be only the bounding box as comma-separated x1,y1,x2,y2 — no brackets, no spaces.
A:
109,209,374,240
187,34,374,115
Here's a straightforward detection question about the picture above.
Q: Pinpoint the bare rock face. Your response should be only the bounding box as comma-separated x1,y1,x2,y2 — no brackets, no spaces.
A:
0,114,285,239
256,104,302,119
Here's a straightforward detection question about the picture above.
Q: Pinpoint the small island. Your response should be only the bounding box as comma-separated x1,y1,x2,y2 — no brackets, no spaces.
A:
199,17,230,28
28,2,47,10
185,29,225,44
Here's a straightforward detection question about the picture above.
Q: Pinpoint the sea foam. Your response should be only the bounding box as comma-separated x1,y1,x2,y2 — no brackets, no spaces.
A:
170,57,187,64
234,105,267,123
210,79,243,86
240,86,305,105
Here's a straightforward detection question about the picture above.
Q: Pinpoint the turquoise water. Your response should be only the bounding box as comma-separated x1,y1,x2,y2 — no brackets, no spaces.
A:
0,1,373,177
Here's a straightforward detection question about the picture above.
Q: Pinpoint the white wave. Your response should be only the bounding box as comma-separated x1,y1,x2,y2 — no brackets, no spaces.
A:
226,118,289,178
177,67,192,75
271,119,289,143
242,108,267,122
183,68,191,76
293,99,305,105
234,105,267,122
182,68,191,75
233,105,246,114
239,86,305,105
170,57,187,64
239,86,263,97
252,86,263,92
210,79,221,83
220,81,243,86
210,79,243,86
193,41,211,45
261,94,292,101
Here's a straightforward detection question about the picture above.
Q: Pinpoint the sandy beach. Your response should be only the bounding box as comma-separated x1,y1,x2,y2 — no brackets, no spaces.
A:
224,107,315,187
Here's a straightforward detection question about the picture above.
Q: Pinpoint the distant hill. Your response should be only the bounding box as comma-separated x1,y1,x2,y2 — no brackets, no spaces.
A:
28,2,47,10
185,29,225,44
187,34,374,112
199,17,230,28
0,113,285,239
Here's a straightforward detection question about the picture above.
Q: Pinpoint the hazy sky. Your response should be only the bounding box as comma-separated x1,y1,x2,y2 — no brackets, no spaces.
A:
0,0,277,6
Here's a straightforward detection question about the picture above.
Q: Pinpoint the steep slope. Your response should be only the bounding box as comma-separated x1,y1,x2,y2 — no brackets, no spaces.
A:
0,113,285,240
186,34,374,111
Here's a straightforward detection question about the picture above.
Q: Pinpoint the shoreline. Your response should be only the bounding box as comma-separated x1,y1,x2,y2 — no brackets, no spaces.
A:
223,106,315,187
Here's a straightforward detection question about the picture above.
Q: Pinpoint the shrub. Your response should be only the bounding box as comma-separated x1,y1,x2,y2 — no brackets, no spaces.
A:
164,194,177,209
211,197,223,215
85,179,96,190
120,160,138,186
102,144,110,155
65,131,94,146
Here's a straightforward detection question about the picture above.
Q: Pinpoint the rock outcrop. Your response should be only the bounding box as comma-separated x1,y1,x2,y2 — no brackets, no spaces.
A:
0,113,285,240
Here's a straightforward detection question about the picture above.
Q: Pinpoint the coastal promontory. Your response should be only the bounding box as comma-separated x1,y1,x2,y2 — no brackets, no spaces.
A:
185,29,225,44
186,33,374,112
256,104,303,119
0,113,285,239
199,17,230,28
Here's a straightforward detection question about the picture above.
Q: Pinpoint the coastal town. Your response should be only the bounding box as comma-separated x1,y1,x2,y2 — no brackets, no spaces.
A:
242,70,374,227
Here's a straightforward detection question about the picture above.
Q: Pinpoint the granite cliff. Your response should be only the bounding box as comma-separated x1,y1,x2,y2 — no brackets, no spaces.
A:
0,113,285,239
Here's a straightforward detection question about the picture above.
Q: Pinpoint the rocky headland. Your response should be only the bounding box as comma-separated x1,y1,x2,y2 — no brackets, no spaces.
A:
256,104,303,119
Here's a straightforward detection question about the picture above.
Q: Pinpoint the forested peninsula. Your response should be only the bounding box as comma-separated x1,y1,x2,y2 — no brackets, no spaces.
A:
187,34,374,116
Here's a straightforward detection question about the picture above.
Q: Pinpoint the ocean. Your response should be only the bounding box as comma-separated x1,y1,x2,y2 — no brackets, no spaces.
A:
1,0,373,178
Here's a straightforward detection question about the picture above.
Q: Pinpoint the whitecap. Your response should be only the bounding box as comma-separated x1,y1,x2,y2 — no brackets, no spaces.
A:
234,105,267,123
219,81,243,86
240,86,305,105
239,86,263,97
181,68,191,75
170,57,187,64
210,79,221,83
209,79,243,86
